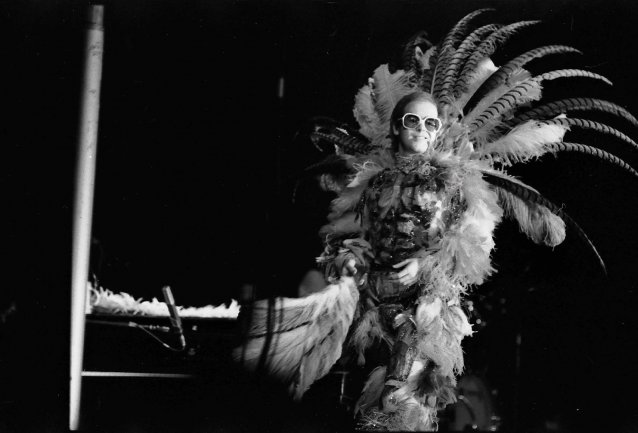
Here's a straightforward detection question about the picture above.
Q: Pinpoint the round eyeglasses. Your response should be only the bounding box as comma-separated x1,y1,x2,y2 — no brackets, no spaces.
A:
400,113,442,133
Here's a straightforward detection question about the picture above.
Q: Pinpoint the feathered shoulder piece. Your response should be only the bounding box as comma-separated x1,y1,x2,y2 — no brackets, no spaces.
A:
307,8,638,272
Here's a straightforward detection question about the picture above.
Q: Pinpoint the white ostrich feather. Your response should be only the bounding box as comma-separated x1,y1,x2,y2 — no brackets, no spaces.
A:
496,186,566,247
371,64,415,127
479,120,568,165
353,81,382,140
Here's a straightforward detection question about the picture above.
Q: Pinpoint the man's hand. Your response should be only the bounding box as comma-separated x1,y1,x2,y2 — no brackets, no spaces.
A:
391,258,420,286
341,258,358,277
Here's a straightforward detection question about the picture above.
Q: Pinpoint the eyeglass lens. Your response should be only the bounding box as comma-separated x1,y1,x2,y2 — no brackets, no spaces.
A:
402,114,440,132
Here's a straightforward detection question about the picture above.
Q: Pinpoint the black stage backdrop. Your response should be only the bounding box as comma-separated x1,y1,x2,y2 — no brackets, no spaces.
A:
1,0,638,432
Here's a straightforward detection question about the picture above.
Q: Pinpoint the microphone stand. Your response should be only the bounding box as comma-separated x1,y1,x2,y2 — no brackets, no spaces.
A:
162,286,187,351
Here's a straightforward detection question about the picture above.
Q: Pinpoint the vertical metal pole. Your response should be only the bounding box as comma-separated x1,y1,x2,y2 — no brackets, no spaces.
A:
69,5,104,431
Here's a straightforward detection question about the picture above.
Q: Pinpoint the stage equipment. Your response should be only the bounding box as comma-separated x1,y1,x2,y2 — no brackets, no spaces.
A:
70,5,104,431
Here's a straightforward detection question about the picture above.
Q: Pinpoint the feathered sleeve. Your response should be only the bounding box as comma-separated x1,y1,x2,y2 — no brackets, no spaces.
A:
426,162,503,288
316,213,372,283
233,277,359,400
316,158,387,280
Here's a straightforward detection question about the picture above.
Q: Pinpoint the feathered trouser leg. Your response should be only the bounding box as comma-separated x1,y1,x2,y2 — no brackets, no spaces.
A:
356,305,441,431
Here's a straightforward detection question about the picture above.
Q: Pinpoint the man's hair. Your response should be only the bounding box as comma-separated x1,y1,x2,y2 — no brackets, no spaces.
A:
389,91,439,151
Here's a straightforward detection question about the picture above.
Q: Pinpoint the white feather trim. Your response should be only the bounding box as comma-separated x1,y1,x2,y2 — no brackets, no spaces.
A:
434,169,502,285
88,284,240,319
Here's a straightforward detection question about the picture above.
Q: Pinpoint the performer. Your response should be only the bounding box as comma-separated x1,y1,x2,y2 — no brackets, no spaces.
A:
315,87,498,430
235,9,637,431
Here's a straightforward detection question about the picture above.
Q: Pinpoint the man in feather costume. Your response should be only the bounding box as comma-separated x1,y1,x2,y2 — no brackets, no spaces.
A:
235,9,638,431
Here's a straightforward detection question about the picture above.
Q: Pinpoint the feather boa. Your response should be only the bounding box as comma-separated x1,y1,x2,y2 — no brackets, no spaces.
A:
87,283,240,319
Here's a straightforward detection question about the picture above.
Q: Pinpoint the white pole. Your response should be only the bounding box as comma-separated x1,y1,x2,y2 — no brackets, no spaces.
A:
69,5,104,431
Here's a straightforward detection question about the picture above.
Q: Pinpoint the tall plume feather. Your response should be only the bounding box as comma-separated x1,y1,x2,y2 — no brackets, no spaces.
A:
464,67,532,124
482,171,607,273
455,20,540,99
503,98,638,129
448,24,502,99
539,118,638,152
544,142,638,177
468,78,544,143
495,185,566,247
432,8,494,98
538,69,612,85
470,70,610,131
466,45,582,110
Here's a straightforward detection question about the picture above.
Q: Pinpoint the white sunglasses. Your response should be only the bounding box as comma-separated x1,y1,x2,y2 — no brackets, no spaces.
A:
400,113,442,133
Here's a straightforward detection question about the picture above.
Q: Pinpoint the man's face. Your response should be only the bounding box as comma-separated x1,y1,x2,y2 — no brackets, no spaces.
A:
393,100,439,155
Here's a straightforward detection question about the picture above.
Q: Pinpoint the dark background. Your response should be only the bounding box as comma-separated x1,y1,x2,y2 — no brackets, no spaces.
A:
1,0,637,432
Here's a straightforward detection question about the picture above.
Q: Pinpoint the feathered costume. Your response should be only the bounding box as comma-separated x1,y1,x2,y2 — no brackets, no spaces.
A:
235,9,637,431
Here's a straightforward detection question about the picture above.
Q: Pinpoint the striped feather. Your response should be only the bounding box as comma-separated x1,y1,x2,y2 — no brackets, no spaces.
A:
468,78,544,142
448,24,502,99
467,45,581,109
495,184,566,247
309,131,372,155
482,171,606,273
504,98,638,129
538,69,612,85
544,142,638,177
469,70,611,139
455,20,540,99
454,57,499,112
433,8,494,98
540,118,638,152
464,67,532,124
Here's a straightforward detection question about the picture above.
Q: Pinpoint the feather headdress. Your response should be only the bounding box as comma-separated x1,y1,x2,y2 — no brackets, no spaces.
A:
236,9,637,432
